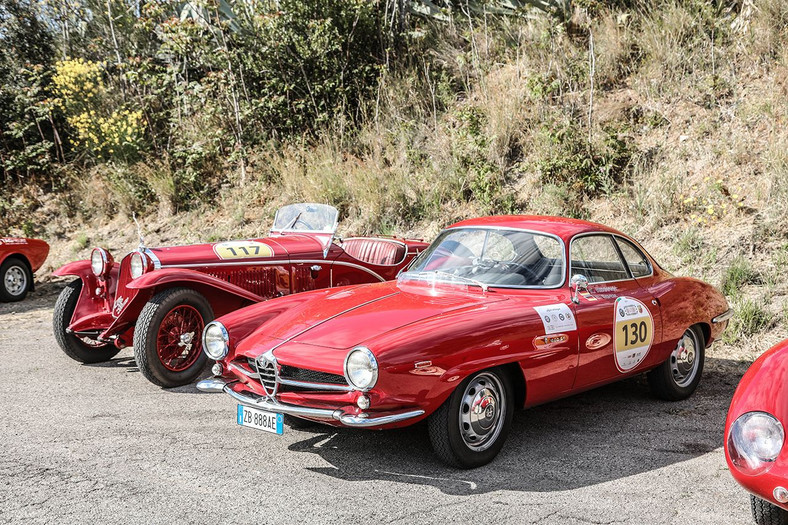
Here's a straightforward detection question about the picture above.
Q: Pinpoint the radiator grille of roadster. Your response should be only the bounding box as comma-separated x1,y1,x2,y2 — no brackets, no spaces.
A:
239,357,349,392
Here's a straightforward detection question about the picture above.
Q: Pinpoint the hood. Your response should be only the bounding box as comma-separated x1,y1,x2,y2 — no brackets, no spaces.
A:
235,280,509,354
141,232,331,267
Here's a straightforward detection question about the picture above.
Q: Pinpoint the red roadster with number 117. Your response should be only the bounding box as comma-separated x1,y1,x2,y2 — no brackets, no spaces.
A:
198,215,731,468
52,204,427,387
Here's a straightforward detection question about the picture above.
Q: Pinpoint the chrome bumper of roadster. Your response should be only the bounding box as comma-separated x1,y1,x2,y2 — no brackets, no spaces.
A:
196,378,425,428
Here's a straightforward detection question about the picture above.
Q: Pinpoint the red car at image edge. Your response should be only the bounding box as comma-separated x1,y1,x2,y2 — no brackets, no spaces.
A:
725,339,788,525
198,215,732,468
0,236,49,302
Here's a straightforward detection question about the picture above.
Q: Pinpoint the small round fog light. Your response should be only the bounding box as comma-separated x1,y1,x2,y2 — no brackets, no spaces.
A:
775,487,788,504
357,395,370,410
211,363,223,376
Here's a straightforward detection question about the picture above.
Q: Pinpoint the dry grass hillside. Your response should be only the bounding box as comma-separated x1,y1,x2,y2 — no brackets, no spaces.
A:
5,0,788,362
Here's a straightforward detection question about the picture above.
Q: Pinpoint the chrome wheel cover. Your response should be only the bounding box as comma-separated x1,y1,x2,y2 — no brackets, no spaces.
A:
458,372,506,452
671,329,700,388
4,265,27,296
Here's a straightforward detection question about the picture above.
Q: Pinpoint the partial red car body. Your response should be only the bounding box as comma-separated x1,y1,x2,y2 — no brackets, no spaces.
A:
0,236,49,301
52,204,427,387
724,339,788,523
199,215,731,467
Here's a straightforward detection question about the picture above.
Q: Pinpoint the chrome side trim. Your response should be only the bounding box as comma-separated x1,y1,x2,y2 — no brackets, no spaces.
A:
712,308,734,324
221,381,426,426
160,259,386,282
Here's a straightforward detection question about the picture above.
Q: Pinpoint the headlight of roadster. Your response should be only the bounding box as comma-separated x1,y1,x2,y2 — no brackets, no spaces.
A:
344,347,378,391
728,411,784,474
130,251,147,279
91,248,112,278
203,321,229,360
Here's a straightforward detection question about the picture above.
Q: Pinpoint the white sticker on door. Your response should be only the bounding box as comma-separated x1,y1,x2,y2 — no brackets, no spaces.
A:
613,296,654,372
534,303,577,335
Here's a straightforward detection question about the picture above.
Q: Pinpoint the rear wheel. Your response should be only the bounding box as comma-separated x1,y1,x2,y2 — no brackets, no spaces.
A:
53,279,120,363
751,495,788,525
647,325,705,401
428,367,513,468
134,287,213,388
0,257,31,302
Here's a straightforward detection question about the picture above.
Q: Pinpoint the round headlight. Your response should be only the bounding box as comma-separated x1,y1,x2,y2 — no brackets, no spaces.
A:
130,251,147,279
203,321,229,360
91,248,111,277
728,411,784,474
344,347,378,391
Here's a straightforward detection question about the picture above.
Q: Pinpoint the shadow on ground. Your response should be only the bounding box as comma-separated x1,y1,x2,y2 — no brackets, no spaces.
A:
285,356,747,495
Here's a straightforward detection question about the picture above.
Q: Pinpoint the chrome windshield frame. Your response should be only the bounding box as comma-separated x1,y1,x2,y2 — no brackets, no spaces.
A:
400,225,567,290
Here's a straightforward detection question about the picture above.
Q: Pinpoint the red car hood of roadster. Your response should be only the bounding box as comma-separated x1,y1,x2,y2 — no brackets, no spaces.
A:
234,280,511,354
144,233,330,266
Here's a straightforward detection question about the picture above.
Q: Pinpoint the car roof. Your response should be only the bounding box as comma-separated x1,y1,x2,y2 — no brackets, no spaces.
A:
447,215,627,240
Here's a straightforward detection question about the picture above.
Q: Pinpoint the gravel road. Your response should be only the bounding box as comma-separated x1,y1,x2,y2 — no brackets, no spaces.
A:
0,282,753,524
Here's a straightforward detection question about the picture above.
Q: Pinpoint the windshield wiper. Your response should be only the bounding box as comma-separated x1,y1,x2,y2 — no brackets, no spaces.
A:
284,212,302,230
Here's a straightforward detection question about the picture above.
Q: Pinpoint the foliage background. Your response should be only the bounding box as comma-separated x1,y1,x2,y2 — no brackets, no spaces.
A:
2,0,788,351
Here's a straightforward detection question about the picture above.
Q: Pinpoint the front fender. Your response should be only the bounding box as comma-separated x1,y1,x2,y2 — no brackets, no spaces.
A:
54,260,93,278
126,268,264,303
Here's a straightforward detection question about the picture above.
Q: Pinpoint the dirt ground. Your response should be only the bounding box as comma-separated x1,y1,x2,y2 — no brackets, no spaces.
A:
0,281,755,524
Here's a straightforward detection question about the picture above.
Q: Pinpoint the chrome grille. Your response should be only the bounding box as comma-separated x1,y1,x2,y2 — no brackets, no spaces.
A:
249,357,278,396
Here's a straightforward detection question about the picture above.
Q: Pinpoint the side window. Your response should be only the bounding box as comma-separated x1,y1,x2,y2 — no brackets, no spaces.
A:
615,237,652,278
570,235,630,283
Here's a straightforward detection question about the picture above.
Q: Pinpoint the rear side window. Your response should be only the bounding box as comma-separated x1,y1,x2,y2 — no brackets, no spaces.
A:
615,238,652,278
570,235,629,283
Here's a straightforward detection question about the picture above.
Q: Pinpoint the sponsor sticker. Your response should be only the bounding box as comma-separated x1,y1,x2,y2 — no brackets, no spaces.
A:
213,241,274,260
613,296,654,372
534,303,577,334
0,237,27,245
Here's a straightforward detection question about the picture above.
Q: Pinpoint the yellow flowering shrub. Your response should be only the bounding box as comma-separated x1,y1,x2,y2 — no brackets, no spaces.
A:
52,59,144,159
679,177,746,225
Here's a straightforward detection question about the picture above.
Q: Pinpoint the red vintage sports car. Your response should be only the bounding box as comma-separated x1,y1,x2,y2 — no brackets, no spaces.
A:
724,339,788,525
197,215,732,468
53,203,427,388
0,236,49,302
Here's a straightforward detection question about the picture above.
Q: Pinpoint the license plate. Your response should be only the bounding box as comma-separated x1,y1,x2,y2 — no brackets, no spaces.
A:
237,405,283,435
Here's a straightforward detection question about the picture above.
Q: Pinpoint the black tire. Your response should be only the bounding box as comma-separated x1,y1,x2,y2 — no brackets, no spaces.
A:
53,279,121,363
133,287,213,388
284,415,319,429
647,325,705,401
0,257,32,302
751,495,788,525
427,367,514,469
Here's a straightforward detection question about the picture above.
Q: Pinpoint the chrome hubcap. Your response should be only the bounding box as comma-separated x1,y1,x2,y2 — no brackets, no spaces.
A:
459,372,505,452
178,332,195,352
671,330,699,387
4,266,26,296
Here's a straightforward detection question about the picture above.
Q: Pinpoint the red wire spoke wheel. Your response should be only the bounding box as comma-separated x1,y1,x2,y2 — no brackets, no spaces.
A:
156,304,204,372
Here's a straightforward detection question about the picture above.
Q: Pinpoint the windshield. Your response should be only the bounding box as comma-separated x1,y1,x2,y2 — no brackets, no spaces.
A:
271,203,339,234
401,228,565,288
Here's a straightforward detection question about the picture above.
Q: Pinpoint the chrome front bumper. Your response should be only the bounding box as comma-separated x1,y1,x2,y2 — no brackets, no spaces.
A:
196,378,425,428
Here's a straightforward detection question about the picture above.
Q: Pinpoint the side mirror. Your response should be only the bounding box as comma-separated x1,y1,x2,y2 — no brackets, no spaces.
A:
570,274,589,304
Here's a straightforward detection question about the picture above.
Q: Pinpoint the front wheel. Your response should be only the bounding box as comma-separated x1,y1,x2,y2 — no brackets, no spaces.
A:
427,368,514,468
0,257,31,302
751,495,788,525
133,288,213,388
53,279,120,363
647,325,705,401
